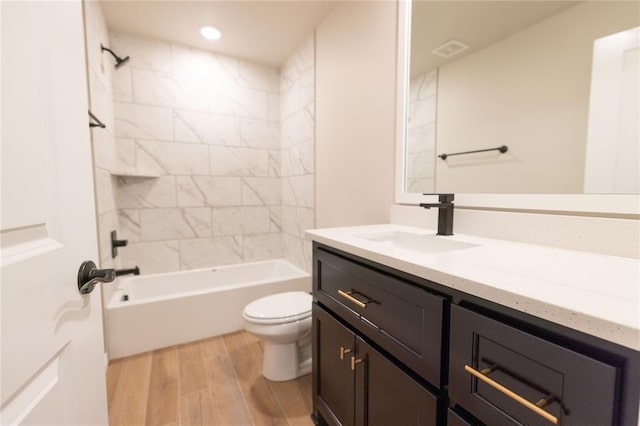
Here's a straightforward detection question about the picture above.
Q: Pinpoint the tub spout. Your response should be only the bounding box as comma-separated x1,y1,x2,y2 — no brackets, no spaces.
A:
115,266,140,277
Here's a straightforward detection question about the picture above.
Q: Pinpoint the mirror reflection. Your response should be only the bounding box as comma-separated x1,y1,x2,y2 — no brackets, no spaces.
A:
405,1,639,194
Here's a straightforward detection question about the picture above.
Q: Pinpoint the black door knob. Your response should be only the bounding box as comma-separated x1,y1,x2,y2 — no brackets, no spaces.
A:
77,260,116,294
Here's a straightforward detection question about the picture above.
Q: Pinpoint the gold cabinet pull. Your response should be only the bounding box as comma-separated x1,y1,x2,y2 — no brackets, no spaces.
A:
339,346,352,360
337,289,370,309
464,365,559,425
351,356,364,371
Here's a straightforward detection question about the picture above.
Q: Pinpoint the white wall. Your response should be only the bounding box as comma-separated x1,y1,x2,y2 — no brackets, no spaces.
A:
110,32,283,273
315,1,397,228
281,36,316,271
107,32,316,274
435,1,639,193
84,1,120,273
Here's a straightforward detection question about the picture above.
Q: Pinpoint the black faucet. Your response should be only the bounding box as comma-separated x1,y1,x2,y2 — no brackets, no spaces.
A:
419,194,454,236
115,266,140,277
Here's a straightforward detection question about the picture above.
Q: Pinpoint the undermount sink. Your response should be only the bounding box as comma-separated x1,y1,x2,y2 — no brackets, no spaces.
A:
355,230,479,254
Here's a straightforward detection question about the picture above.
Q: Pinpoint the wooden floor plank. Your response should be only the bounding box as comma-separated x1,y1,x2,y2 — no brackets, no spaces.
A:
107,330,312,426
224,332,288,426
106,358,123,407
178,341,208,396
296,374,313,414
205,353,254,426
268,379,314,426
179,390,216,426
108,352,152,426
200,335,227,359
146,346,179,426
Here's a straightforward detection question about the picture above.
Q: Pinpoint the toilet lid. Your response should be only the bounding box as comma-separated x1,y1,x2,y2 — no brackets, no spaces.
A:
244,291,312,323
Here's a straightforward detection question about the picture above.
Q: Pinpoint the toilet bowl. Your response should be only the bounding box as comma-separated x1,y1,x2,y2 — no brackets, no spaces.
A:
242,291,312,381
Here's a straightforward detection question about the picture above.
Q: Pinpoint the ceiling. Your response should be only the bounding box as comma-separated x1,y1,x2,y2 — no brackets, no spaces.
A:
410,1,581,76
100,1,338,68
99,1,584,74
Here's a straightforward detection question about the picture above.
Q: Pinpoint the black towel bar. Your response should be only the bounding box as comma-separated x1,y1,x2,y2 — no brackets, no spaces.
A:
438,145,508,160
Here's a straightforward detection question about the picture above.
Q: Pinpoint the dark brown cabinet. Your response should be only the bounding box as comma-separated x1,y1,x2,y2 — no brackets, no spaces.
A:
313,303,438,426
311,243,640,426
449,305,619,426
447,409,473,426
314,303,356,426
313,247,445,387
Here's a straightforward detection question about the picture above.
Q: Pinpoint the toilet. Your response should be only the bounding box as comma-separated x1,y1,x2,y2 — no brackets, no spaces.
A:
242,291,312,381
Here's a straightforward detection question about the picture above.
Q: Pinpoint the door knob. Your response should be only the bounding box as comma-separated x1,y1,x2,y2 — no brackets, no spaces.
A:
77,260,115,294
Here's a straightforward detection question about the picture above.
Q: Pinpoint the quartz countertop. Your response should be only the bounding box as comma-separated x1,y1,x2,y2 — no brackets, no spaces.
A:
306,224,640,351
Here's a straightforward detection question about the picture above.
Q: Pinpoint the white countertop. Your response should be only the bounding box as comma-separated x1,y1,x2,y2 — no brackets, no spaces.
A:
306,224,640,351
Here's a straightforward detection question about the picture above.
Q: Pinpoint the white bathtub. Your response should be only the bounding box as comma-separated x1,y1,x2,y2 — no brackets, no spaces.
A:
106,259,311,359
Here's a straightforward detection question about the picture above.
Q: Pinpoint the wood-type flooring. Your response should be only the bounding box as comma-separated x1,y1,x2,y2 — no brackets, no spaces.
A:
106,331,313,426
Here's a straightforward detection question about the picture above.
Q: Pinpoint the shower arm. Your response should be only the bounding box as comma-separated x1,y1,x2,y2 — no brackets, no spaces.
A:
100,44,130,69
100,44,121,61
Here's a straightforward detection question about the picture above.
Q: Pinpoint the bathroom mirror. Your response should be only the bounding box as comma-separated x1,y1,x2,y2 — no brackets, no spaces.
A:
396,1,640,214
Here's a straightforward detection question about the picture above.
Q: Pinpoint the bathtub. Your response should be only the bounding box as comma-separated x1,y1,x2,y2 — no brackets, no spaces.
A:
106,259,311,359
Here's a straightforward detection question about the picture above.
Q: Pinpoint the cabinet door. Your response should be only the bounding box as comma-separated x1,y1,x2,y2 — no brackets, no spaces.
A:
354,337,438,426
313,304,356,426
447,408,476,426
449,305,618,426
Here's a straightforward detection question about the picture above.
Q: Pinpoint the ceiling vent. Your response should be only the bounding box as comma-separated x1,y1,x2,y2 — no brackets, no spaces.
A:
431,40,470,58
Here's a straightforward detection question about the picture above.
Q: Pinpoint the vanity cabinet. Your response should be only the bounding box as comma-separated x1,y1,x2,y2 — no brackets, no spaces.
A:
313,303,438,426
311,242,640,426
313,247,445,387
312,245,444,425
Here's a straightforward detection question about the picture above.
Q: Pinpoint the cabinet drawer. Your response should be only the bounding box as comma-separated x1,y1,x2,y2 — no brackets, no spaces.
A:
449,305,618,426
314,247,444,386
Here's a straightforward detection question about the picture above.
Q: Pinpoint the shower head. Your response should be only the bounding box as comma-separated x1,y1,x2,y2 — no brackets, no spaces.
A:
115,55,130,69
101,44,130,70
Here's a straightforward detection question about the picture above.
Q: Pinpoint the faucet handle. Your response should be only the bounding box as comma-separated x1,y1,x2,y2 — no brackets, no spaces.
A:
422,193,454,203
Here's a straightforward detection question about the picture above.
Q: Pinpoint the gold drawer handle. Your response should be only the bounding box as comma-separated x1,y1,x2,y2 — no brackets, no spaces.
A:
464,365,559,425
337,289,371,309
339,346,352,360
351,356,364,371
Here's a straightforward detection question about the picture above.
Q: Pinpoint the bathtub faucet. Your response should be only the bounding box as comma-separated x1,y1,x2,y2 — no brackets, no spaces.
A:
115,266,140,277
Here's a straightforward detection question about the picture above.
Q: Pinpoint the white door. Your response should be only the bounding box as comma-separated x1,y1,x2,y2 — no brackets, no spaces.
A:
1,1,109,425
584,26,640,193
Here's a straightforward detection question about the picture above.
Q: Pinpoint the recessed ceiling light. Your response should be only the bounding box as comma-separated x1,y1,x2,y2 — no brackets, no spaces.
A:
200,26,221,41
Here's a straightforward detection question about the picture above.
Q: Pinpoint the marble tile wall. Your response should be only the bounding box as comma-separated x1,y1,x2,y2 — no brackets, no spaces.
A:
280,36,316,272
84,2,121,274
407,69,437,193
109,32,293,274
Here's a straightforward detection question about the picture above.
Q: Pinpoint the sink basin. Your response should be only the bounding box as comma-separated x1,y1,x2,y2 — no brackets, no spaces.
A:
355,230,478,254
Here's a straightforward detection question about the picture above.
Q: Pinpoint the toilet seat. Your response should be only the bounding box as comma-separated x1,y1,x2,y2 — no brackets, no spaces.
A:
243,291,312,325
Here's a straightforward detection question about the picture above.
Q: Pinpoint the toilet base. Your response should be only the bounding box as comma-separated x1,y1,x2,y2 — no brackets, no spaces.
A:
262,341,311,382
